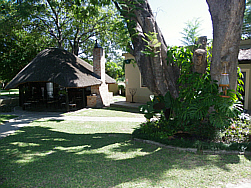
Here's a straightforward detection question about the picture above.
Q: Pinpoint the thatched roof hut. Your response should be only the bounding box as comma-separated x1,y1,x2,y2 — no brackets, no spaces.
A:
5,48,115,89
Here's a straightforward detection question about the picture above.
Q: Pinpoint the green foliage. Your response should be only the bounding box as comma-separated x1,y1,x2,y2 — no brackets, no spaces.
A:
105,61,124,80
139,92,173,120
180,17,201,46
237,66,245,100
242,0,251,38
139,96,159,120
141,32,161,57
133,123,251,152
168,46,242,132
0,0,52,81
138,45,243,142
223,114,251,143
1,0,130,58
0,0,131,81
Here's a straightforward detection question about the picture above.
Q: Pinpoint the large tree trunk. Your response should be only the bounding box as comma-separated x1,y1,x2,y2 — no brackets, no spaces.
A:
114,0,245,97
113,0,180,98
206,0,245,90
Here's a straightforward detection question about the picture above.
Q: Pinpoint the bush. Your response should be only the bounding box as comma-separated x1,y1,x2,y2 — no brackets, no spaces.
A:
132,123,251,152
222,113,251,143
135,46,248,151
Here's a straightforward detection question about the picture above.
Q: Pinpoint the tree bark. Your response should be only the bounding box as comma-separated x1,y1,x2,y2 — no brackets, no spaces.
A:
206,0,245,90
113,0,180,98
114,0,245,97
192,36,207,74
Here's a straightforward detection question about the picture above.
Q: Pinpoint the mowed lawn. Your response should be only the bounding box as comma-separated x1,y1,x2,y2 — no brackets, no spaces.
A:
0,89,19,98
0,114,17,125
0,108,251,188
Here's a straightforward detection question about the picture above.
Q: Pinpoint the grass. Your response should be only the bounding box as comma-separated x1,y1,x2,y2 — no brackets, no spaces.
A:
0,109,251,187
0,89,19,98
0,114,17,125
65,107,144,118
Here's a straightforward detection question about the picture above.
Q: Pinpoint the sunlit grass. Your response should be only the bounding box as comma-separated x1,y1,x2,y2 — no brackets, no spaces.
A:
0,112,250,187
0,114,17,124
65,107,144,118
0,89,19,97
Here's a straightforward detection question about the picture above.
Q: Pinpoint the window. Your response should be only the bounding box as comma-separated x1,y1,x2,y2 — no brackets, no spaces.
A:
140,74,147,88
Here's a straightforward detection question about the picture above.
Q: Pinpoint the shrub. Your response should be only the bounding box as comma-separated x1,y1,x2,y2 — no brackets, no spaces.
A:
137,46,243,144
222,113,251,143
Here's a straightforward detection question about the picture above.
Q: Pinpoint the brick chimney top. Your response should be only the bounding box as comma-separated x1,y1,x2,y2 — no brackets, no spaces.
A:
94,39,102,48
93,41,105,83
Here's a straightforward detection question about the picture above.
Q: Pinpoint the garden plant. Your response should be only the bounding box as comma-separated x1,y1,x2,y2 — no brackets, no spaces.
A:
136,46,251,152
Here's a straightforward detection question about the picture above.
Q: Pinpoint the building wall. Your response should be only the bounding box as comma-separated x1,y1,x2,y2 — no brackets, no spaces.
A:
124,39,251,107
239,39,251,110
123,53,152,103
108,83,119,95
240,39,251,49
239,64,251,110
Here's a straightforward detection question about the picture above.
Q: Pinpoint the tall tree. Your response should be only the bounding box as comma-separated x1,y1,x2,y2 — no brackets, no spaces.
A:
0,0,130,81
206,0,245,90
12,0,130,57
113,0,180,98
112,0,245,96
0,0,52,81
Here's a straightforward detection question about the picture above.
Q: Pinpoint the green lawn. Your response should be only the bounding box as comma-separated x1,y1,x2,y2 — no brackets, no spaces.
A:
0,89,19,98
65,107,144,118
0,109,250,187
0,114,17,125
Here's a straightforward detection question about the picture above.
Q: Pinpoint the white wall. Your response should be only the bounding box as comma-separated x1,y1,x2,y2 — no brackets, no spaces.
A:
123,53,153,103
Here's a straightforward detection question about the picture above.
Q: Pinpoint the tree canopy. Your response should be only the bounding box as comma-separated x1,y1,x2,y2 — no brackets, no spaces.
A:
242,0,251,38
0,0,53,81
0,0,130,81
0,0,246,89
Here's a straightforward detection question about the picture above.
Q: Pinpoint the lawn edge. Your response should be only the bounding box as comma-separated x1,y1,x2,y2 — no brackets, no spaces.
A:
133,138,251,155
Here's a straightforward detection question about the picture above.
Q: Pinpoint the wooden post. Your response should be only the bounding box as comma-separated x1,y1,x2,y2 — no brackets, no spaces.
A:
82,88,86,107
65,88,69,112
19,85,24,107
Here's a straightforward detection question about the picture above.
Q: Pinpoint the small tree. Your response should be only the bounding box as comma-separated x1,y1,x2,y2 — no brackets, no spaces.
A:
180,18,202,46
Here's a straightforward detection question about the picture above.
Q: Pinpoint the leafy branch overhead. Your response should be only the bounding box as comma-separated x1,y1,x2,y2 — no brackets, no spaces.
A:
0,0,131,81
142,32,161,57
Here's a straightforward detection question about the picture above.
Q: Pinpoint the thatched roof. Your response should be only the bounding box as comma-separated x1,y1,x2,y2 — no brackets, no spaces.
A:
238,48,251,61
5,48,116,89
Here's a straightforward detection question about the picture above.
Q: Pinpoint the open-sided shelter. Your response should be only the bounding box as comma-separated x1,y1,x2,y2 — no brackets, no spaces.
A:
5,46,116,111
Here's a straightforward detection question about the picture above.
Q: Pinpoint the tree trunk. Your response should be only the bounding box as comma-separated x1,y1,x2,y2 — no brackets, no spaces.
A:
114,0,245,97
72,41,79,56
113,0,180,98
206,0,245,90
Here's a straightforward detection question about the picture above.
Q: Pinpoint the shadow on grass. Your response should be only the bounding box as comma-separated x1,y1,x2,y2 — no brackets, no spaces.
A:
103,106,142,114
0,126,246,187
0,115,18,124
245,154,251,161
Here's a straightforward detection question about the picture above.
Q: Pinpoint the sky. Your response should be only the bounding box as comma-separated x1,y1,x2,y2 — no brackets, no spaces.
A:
148,0,213,46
